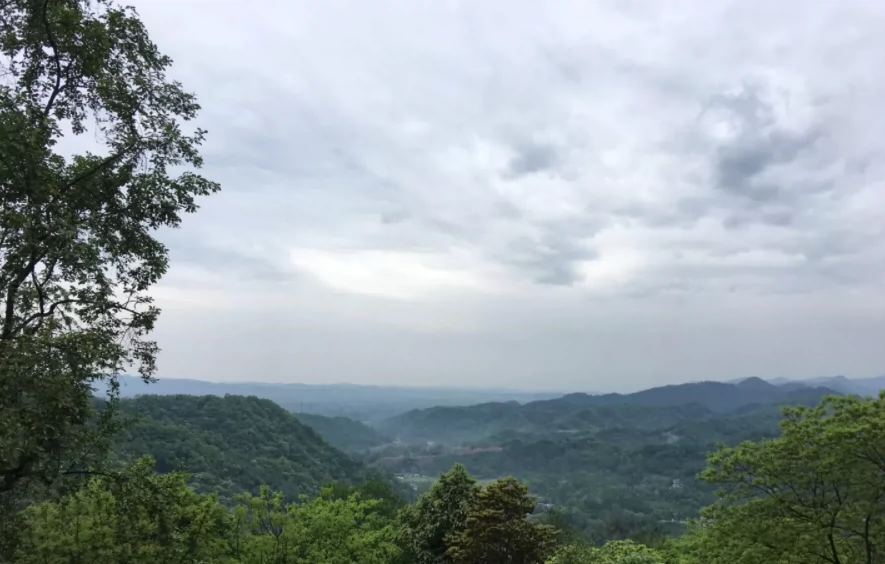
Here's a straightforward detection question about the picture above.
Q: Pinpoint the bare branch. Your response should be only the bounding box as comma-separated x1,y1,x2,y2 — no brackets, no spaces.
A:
41,0,64,118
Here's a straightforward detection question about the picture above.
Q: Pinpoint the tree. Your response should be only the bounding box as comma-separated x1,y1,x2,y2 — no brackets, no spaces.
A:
14,457,237,564
545,540,665,564
0,0,217,554
398,464,480,564
541,508,583,547
234,485,402,564
694,393,885,564
14,461,404,564
447,476,557,564
321,477,408,521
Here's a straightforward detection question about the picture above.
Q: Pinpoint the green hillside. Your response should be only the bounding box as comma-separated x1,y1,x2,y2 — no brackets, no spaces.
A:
377,380,838,445
114,395,369,503
293,412,391,452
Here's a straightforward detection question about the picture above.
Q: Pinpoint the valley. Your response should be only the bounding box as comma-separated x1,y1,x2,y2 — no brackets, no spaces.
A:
109,374,881,544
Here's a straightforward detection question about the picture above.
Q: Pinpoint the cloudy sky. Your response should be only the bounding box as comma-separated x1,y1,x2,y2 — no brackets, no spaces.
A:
130,0,885,392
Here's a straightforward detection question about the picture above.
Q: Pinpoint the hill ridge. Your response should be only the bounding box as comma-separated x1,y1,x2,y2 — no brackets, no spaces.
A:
114,394,369,502
377,380,840,444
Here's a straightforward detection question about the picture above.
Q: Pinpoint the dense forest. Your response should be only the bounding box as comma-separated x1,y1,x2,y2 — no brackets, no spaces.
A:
103,391,776,543
2,0,885,563
13,392,885,564
362,385,807,542
102,378,885,552
113,395,372,502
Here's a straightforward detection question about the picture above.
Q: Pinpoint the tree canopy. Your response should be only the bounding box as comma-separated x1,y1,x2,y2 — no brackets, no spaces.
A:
545,540,665,564
15,457,402,564
688,393,885,564
113,394,369,503
398,463,479,564
447,476,557,564
0,0,218,556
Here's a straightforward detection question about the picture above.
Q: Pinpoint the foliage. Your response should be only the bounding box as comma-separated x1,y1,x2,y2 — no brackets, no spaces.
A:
14,457,402,564
0,0,217,555
114,394,369,503
542,508,584,547
294,412,390,452
398,464,480,564
12,387,885,564
322,478,410,521
695,393,885,564
233,485,401,564
546,540,665,564
447,476,557,564
14,457,236,564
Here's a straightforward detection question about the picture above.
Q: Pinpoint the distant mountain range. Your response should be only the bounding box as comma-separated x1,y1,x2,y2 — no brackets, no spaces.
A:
103,373,883,443
728,375,885,396
376,378,843,444
546,377,838,413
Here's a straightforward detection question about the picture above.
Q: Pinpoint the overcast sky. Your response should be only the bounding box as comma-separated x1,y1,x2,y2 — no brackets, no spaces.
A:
128,0,885,392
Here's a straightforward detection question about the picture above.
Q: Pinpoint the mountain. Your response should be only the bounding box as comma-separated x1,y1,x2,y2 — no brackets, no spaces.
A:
525,380,836,414
373,407,784,479
798,375,884,395
293,412,391,452
734,375,885,396
376,401,719,445
728,386,842,416
856,375,885,394
734,376,779,392
767,377,792,385
776,381,812,392
378,380,839,444
108,375,562,422
114,394,370,502
595,381,778,412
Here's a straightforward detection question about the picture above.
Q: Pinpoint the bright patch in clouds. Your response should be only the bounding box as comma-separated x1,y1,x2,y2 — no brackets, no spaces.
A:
289,249,493,300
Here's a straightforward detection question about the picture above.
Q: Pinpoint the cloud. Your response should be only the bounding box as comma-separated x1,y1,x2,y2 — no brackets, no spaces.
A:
505,142,561,178
288,248,496,300
118,0,885,390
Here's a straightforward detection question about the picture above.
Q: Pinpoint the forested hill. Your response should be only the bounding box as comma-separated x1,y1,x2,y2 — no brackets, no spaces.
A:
527,378,838,413
293,412,390,452
113,395,370,502
377,379,838,444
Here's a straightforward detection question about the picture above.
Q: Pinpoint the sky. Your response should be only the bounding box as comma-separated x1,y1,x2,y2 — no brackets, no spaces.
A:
124,0,885,392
